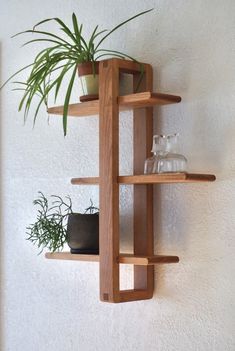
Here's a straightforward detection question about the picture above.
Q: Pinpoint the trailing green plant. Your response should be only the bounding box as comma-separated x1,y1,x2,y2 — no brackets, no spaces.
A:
27,192,99,254
84,199,99,214
1,9,153,135
26,192,73,253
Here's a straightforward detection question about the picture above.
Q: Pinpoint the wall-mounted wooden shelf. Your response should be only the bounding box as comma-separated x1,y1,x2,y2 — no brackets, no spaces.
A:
47,92,181,117
45,252,179,265
46,58,215,304
71,173,216,185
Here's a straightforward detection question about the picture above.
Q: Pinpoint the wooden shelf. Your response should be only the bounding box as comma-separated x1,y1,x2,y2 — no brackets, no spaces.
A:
71,177,100,185
47,92,181,117
120,254,179,265
71,173,216,185
118,173,216,184
45,252,99,262
45,252,179,265
119,92,181,107
45,59,216,303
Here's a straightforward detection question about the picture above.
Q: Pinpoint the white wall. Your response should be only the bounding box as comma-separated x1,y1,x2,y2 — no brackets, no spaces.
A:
1,0,235,350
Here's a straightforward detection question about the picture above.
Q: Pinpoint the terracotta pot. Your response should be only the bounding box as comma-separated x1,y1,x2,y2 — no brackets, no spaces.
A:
67,213,99,254
77,61,133,102
77,62,99,102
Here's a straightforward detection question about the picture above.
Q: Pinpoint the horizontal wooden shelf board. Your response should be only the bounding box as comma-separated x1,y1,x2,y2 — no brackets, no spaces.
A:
119,289,153,302
47,100,99,117
119,92,181,107
118,173,216,184
71,173,216,185
45,252,179,265
47,92,181,117
71,177,99,185
45,252,99,262
119,254,179,265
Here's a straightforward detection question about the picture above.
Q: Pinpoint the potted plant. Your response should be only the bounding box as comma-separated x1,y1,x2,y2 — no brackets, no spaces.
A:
67,201,99,254
27,192,99,254
1,9,153,135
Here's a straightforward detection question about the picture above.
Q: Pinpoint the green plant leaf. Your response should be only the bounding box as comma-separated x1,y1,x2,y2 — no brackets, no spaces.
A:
95,8,153,50
22,38,71,48
95,53,125,60
62,65,77,136
26,192,73,254
6,10,154,135
54,60,75,102
33,17,55,30
72,12,81,47
95,49,137,61
12,29,73,47
0,63,34,89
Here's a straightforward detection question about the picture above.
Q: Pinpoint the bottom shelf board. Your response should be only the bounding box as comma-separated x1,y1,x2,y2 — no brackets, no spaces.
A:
45,252,179,265
71,173,216,185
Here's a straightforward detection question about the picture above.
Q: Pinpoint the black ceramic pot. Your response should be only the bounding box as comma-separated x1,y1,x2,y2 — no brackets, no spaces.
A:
67,213,99,254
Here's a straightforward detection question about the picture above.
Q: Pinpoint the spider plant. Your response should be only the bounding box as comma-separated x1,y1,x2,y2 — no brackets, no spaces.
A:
1,9,153,135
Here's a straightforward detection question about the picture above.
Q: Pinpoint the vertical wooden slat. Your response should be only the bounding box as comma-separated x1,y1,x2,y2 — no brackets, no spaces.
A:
99,59,154,303
133,64,154,296
99,59,120,302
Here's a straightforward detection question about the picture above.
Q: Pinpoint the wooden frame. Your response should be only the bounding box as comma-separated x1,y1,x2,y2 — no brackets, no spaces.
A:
99,59,154,302
46,58,216,303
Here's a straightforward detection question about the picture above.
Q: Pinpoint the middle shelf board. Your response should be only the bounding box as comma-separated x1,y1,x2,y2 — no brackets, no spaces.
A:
47,92,181,117
71,173,216,185
45,252,179,265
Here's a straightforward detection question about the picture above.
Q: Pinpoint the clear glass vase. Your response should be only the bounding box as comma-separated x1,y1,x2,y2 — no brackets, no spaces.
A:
144,134,187,174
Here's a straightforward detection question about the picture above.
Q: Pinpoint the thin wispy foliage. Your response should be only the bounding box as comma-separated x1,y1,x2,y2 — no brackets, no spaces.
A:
26,192,73,254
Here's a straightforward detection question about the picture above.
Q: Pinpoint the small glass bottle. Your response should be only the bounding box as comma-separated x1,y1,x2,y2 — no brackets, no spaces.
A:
144,136,161,174
144,134,187,174
144,135,165,174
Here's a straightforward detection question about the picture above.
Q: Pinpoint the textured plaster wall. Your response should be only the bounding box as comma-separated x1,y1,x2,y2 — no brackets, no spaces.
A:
0,0,235,350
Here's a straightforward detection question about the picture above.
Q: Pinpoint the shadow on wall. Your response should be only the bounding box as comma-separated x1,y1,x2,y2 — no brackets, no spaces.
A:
0,41,5,351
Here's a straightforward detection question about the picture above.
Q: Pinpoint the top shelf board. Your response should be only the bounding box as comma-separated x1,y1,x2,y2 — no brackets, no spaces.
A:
47,92,181,117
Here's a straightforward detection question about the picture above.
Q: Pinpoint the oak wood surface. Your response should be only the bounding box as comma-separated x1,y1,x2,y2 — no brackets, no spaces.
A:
45,252,99,262
119,254,179,265
45,252,179,265
71,177,99,185
99,59,120,303
118,173,216,184
45,58,216,303
133,64,154,296
47,92,182,117
119,92,181,107
71,173,216,185
47,100,99,117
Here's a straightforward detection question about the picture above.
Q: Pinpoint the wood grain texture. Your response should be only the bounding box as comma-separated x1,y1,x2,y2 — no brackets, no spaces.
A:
46,58,217,304
47,92,182,117
133,64,154,296
119,254,179,265
47,100,99,117
99,59,120,303
119,92,181,107
71,177,99,185
45,252,179,265
71,173,216,185
113,58,149,74
119,289,154,302
118,173,216,184
45,252,99,262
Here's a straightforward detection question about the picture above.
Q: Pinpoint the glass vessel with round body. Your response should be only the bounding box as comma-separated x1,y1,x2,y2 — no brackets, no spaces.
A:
144,133,187,174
